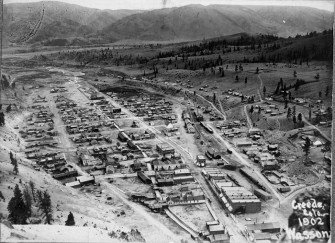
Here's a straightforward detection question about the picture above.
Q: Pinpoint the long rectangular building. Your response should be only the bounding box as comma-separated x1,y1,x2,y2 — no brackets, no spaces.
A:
202,168,261,214
220,186,261,214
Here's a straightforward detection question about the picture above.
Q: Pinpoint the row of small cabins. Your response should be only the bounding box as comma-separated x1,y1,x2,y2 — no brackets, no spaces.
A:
50,87,67,93
33,95,47,103
25,149,81,182
107,92,175,117
118,130,155,142
92,99,125,119
129,106,174,117
19,126,56,139
25,107,54,125
182,111,196,133
72,133,113,144
60,106,106,125
66,122,117,134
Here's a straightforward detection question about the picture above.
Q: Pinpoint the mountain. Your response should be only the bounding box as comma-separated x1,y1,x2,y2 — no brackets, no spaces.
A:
3,1,144,44
101,4,333,41
3,2,333,45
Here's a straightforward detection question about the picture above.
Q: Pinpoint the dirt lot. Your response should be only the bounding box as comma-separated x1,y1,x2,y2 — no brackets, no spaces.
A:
169,204,214,232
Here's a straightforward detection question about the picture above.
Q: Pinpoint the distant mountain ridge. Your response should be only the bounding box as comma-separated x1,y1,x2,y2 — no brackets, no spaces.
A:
3,1,333,45
3,1,144,44
101,4,333,41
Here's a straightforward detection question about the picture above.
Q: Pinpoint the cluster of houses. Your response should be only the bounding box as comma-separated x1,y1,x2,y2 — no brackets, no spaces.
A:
202,106,223,121
225,89,254,103
26,150,79,183
22,105,59,156
66,122,115,134
108,92,176,119
182,111,196,133
202,168,261,214
72,133,113,145
55,95,77,109
25,139,58,149
60,106,105,125
135,170,204,210
155,168,195,187
163,123,180,137
164,184,205,205
205,221,230,243
143,114,177,123
244,221,281,242
229,128,282,171
118,130,155,143
91,98,126,119
151,157,185,171
118,130,156,142
79,152,103,166
50,87,67,93
33,95,47,103
20,124,56,140
254,104,284,117
25,106,54,126
242,144,280,171
216,120,243,130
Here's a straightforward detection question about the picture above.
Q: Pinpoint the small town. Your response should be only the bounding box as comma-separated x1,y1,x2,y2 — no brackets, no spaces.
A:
0,1,332,243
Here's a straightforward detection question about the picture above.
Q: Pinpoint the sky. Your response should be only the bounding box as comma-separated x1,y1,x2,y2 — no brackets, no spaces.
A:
4,0,334,11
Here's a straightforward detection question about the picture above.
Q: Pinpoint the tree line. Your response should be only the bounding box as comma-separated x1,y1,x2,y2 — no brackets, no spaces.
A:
7,182,53,225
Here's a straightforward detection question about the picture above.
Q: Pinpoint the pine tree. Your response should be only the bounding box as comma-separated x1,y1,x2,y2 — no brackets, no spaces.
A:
287,107,292,119
10,151,14,162
36,190,43,207
303,137,311,161
293,115,297,125
0,111,4,126
29,180,36,202
23,185,32,217
7,184,29,224
6,104,11,113
249,105,254,114
65,212,75,226
292,106,296,117
284,99,288,109
245,77,247,84
274,82,280,94
263,86,266,97
13,158,18,174
37,190,53,224
297,113,303,123
10,152,18,174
